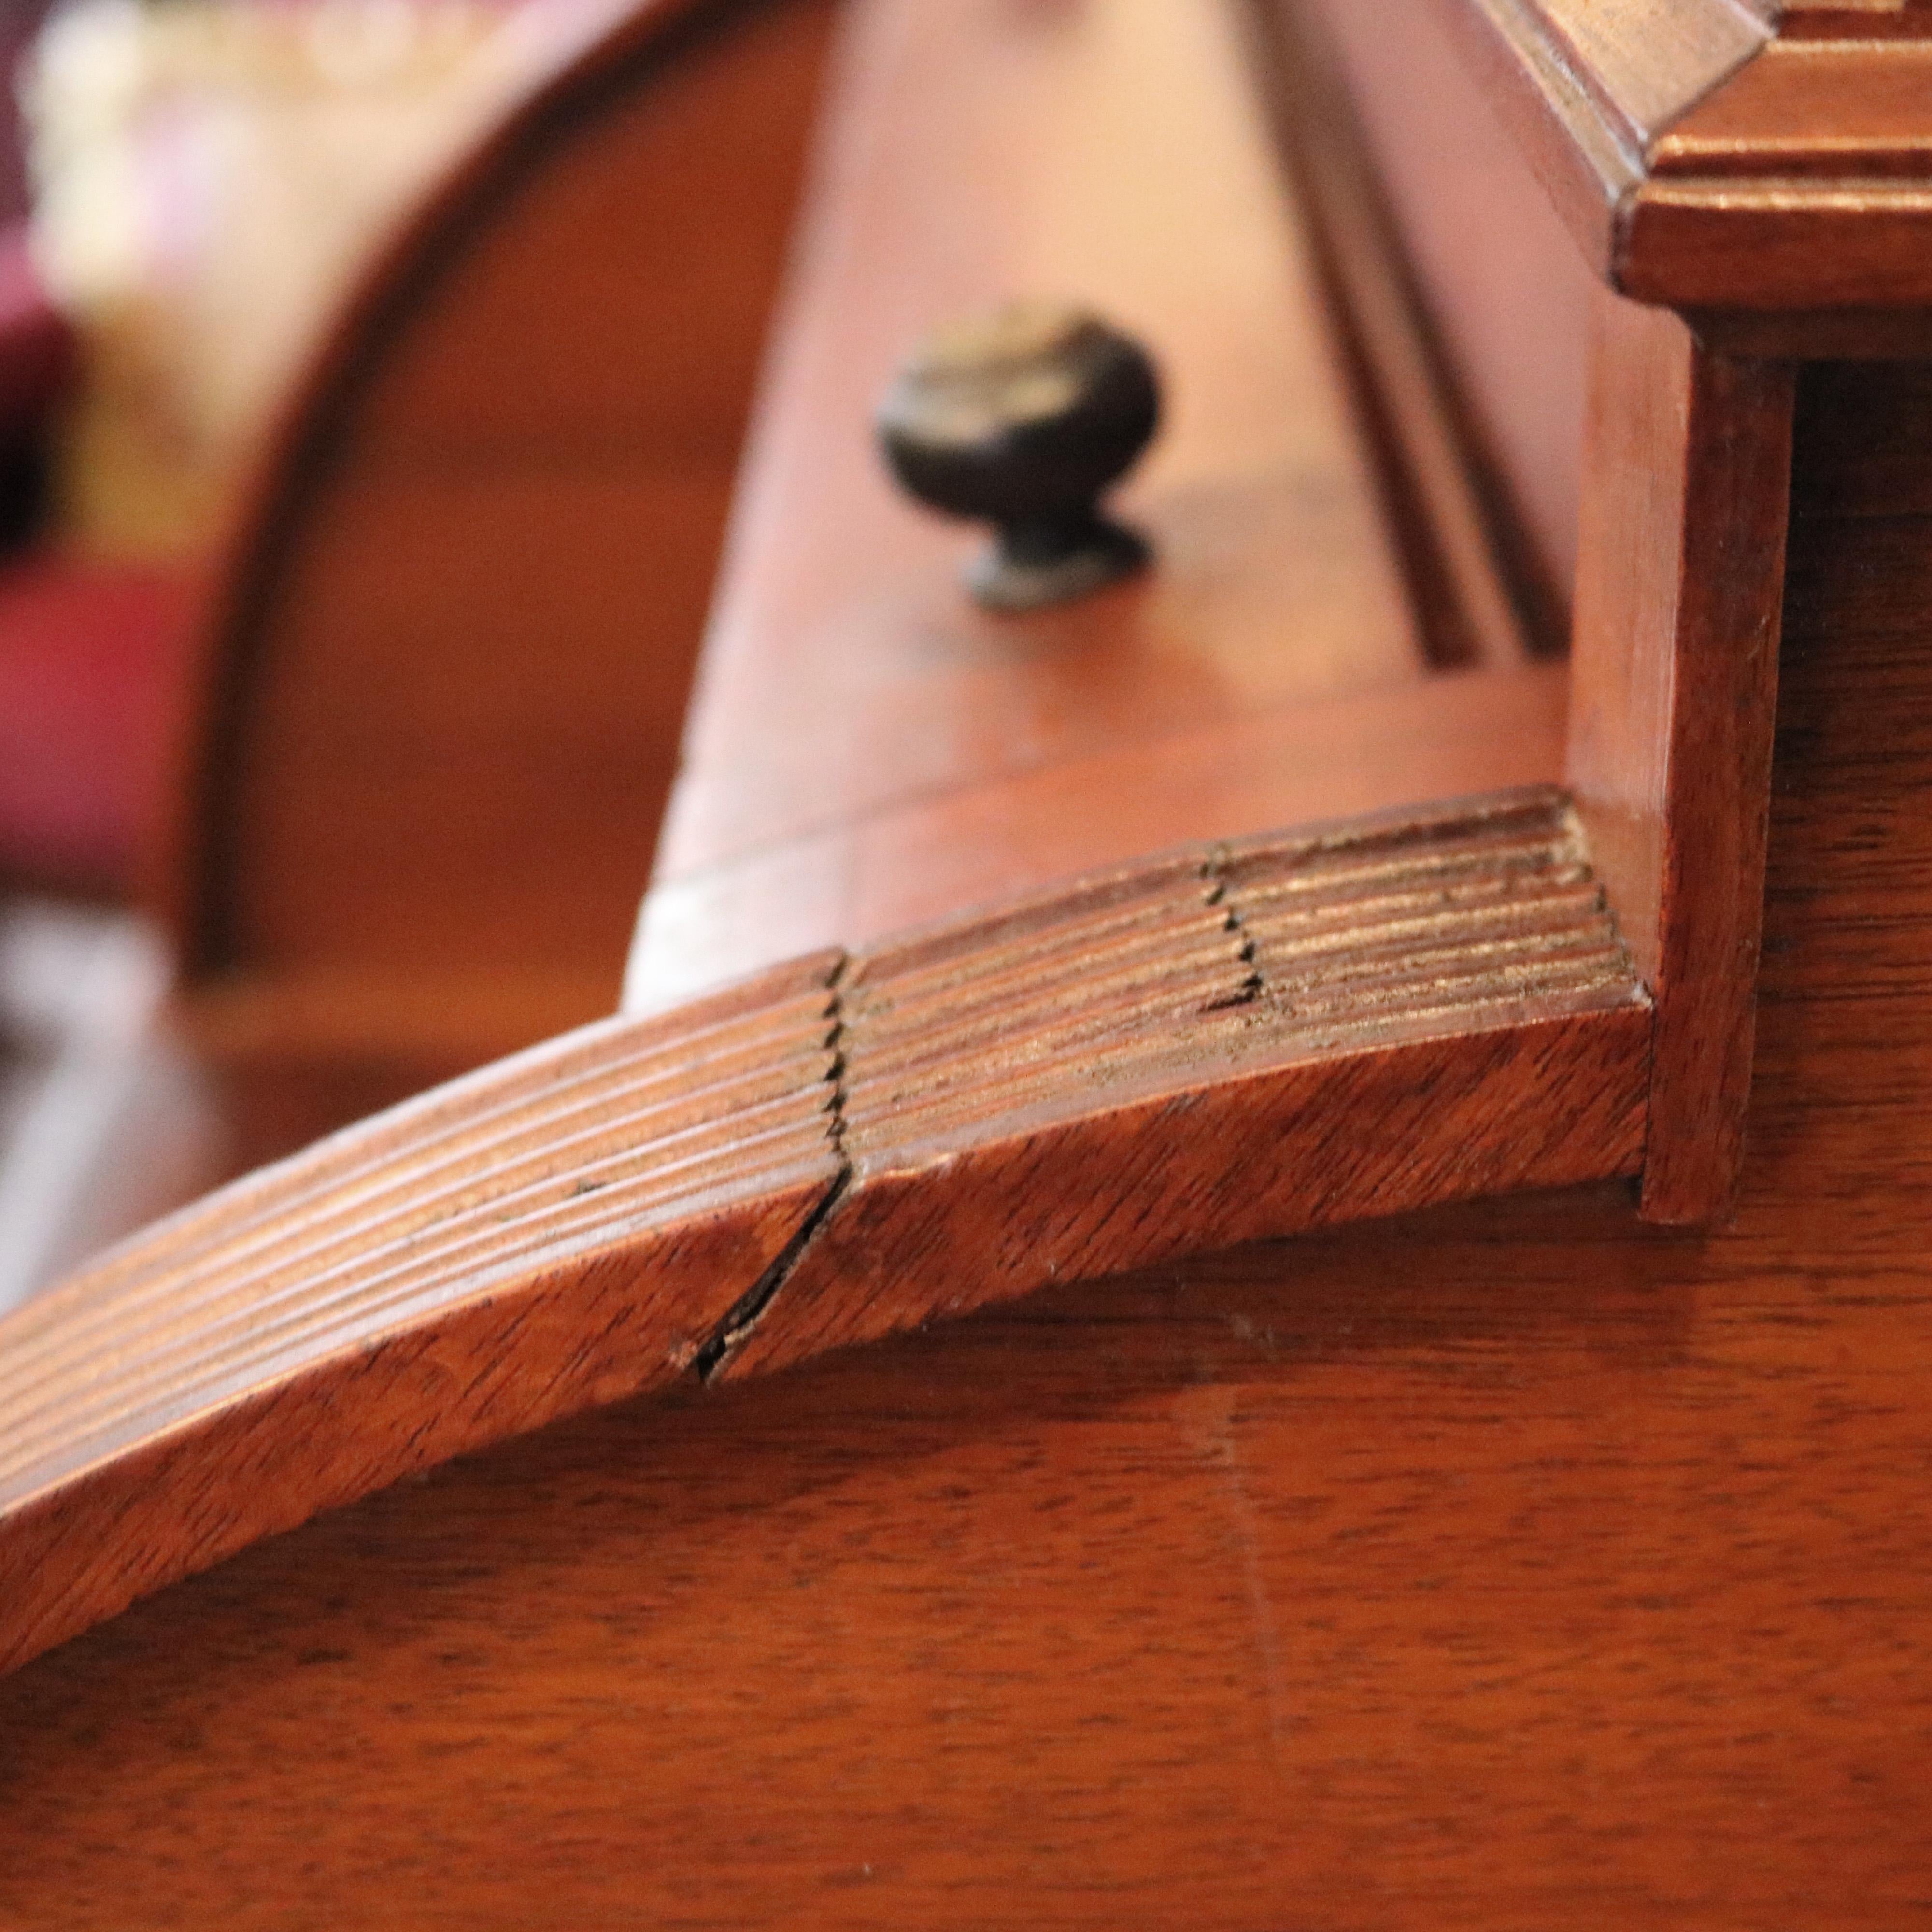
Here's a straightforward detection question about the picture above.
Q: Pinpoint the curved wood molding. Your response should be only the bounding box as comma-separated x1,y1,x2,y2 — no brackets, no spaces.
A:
0,789,1647,1676
0,951,845,1676
716,789,1648,1377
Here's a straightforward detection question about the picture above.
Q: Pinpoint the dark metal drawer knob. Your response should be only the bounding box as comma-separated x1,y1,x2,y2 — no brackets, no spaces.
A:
877,302,1160,612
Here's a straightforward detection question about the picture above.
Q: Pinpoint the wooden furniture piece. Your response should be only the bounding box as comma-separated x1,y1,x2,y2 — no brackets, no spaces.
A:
7,0,1932,1922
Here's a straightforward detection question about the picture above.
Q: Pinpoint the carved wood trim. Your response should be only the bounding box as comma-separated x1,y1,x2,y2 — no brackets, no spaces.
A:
718,790,1649,1377
1421,0,1766,279
0,790,1647,1677
0,951,846,1675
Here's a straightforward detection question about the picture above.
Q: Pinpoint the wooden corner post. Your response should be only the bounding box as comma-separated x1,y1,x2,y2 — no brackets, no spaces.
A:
1566,287,1794,1225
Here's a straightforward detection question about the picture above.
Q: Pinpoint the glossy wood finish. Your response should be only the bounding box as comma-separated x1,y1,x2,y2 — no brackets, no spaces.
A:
1271,0,1594,640
1433,0,1932,332
1424,0,1768,273
7,364,1932,1931
0,790,1648,1677
1253,0,1535,666
719,789,1647,1378
0,1172,1915,1927
1567,290,1792,1222
1654,37,1932,179
640,0,1836,1217
630,664,1569,1011
650,0,1425,905
0,951,846,1676
13,10,1932,1918
1780,0,1932,35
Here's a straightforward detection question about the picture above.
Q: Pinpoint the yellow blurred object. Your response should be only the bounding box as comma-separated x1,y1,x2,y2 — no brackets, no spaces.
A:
23,0,538,562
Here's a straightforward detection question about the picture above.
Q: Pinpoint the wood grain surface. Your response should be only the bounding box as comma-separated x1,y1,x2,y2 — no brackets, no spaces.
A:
719,789,1648,1377
635,0,1515,1011
9,14,1932,1919
1653,38,1932,178
2,366,1932,1932
0,952,846,1675
1267,0,1592,649
1778,0,1932,36
1421,0,1768,273
651,0,1426,894
1565,289,1791,1224
628,664,1569,1011
0,791,1648,1679
1623,26,1932,313
1252,0,1539,667
1427,0,1932,330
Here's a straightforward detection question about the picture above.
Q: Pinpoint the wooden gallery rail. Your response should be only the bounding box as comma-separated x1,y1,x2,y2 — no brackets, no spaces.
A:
5,0,1932,1917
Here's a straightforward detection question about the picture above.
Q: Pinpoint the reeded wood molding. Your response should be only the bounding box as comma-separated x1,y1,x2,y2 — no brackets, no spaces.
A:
0,950,846,1676
0,790,1647,1676
719,790,1650,1378
1430,0,1932,318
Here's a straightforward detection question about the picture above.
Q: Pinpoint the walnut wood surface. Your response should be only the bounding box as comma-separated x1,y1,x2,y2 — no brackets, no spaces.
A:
1424,0,1768,273
1780,0,1932,35
1566,290,1791,1224
1267,0,1591,649
0,790,1646,1678
5,1151,1919,1931
718,790,1647,1378
9,14,1932,1917
1653,39,1932,178
635,0,1532,1009
0,952,845,1675
629,664,1568,1012
1253,0,1545,664
1628,28,1932,314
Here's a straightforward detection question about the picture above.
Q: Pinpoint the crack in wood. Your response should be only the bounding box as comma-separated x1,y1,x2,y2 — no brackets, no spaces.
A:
1201,847,1264,1012
694,957,853,1381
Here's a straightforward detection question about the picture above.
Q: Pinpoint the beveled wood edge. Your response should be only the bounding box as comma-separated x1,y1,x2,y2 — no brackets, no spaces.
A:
1427,0,1932,326
0,787,1648,1678
1421,0,1756,282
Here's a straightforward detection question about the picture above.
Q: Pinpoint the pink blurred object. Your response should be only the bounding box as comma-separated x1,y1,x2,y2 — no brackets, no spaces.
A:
0,562,198,894
0,220,190,899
